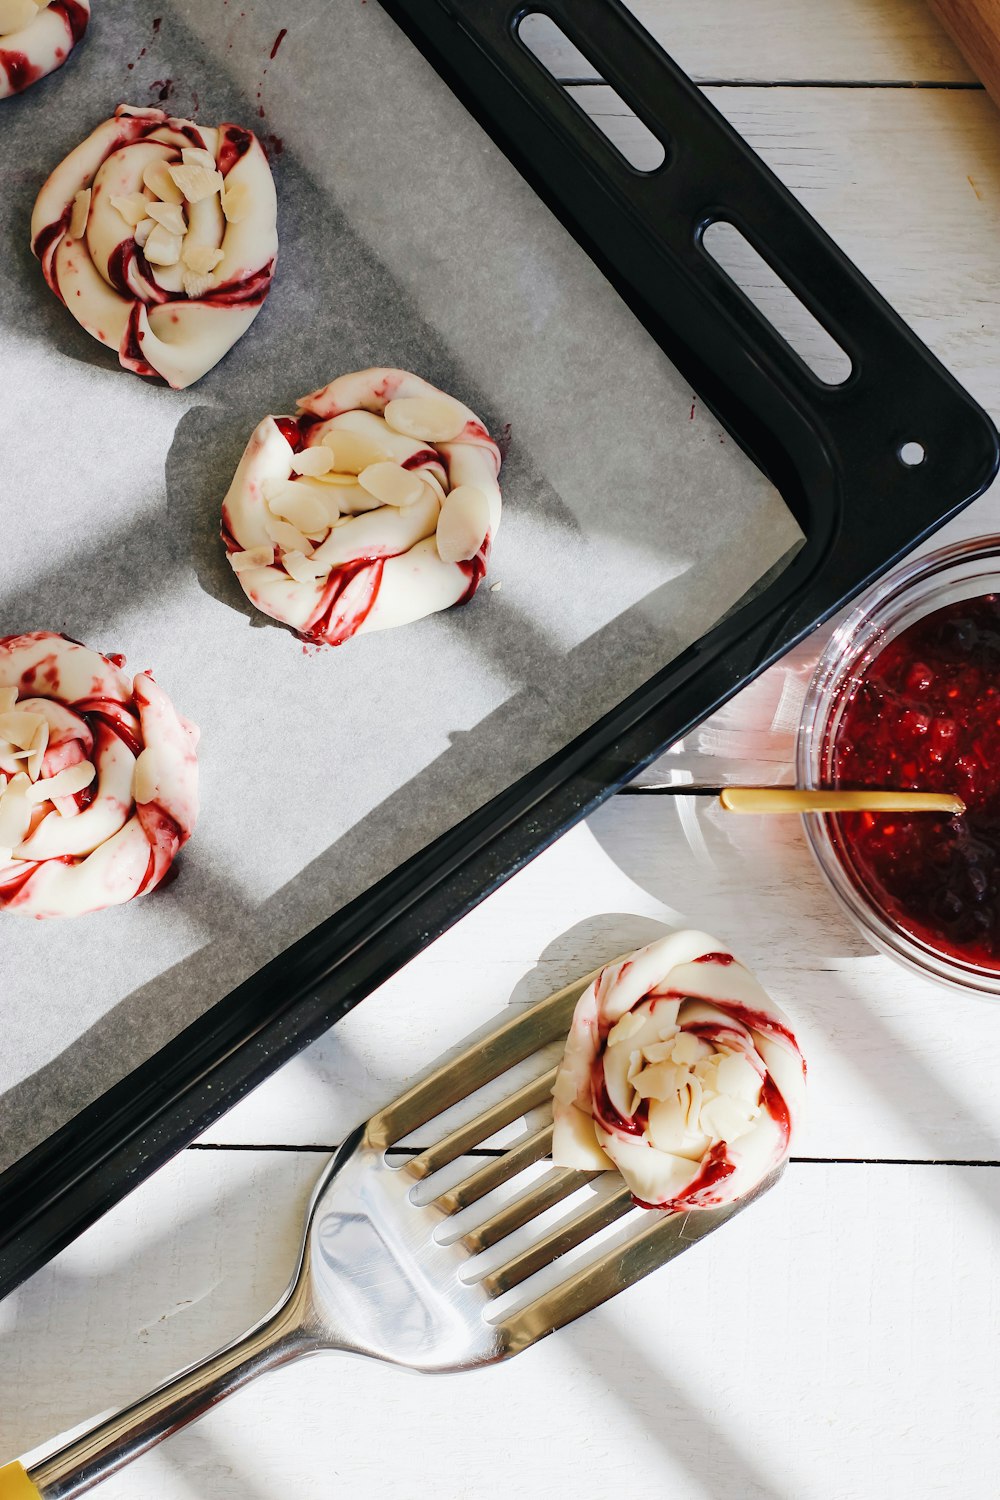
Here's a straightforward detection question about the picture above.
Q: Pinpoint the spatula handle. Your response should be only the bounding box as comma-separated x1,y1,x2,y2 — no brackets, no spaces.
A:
7,1294,314,1499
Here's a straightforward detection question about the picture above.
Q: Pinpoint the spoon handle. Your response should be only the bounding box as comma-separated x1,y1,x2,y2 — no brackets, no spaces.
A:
719,787,965,816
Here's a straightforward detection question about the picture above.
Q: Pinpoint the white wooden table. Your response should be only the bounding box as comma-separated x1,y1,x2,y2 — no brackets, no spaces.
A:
5,3,1000,1496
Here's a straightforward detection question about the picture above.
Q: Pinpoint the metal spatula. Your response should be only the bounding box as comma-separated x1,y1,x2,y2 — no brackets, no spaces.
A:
1,964,782,1500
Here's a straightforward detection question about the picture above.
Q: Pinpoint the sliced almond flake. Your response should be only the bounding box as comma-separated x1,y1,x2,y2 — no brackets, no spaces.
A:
142,159,185,205
489,581,502,592
714,1052,763,1103
69,187,91,240
144,224,183,266
181,146,217,171
671,1032,709,1066
109,191,149,230
282,550,329,584
134,217,156,248
0,772,32,851
146,200,187,235
182,243,224,275
607,1009,647,1047
168,162,224,204
29,759,95,803
0,0,39,35
132,749,159,806
290,446,335,478
0,688,17,714
221,180,251,223
0,710,45,751
261,477,286,504
267,488,331,537
436,484,491,564
384,395,466,443
311,471,361,488
323,431,392,475
358,461,425,509
699,1093,757,1143
182,269,216,299
229,545,275,574
265,515,314,555
26,719,48,782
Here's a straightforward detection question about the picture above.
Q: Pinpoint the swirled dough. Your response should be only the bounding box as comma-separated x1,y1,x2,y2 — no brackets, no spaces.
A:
0,633,199,918
552,930,806,1210
0,0,88,99
30,104,278,388
222,368,503,645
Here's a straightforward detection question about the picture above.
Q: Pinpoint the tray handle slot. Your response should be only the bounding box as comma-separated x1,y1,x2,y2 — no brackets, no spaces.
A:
434,0,997,552
516,11,667,173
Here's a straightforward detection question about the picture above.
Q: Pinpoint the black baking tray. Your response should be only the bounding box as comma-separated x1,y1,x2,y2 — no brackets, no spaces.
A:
1,0,996,1301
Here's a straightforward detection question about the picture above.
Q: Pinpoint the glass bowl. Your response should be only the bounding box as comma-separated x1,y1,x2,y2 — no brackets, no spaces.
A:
797,534,1000,995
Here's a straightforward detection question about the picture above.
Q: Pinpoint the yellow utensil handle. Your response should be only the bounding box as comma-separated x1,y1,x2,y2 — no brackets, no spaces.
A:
719,787,965,816
0,1463,43,1500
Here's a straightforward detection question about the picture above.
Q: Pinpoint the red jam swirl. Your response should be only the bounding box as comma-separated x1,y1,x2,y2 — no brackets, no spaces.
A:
832,593,1000,969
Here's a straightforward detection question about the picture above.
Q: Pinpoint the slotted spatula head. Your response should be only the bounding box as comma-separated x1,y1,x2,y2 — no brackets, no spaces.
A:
12,962,782,1500
308,962,781,1371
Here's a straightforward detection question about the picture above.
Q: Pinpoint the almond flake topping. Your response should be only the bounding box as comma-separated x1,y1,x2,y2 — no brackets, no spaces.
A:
144,224,183,266
110,192,149,230
358,461,425,509
282,550,328,584
384,395,466,443
146,200,187,235
0,0,38,35
0,710,45,751
229,545,275,574
167,162,225,204
142,160,185,204
26,719,48,782
290,446,335,478
266,488,331,536
0,772,32,854
182,270,216,299
134,217,156,248
436,485,491,563
181,147,217,171
29,760,95,804
221,180,251,223
182,244,224,275
322,431,391,475
69,187,91,240
265,516,314,555
310,471,361,488
132,749,160,806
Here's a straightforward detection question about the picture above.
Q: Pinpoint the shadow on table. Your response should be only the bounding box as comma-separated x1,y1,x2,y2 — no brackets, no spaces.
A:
0,1151,317,1468
571,1313,792,1500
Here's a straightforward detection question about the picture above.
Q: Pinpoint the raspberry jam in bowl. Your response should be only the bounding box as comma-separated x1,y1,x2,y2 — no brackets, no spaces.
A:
798,536,1000,994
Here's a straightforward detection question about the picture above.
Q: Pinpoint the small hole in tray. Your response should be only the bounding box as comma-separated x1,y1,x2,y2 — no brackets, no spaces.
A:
700,220,853,386
899,441,926,467
516,13,667,173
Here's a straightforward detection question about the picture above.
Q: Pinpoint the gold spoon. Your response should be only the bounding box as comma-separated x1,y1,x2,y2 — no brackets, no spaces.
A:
621,783,967,816
718,787,966,816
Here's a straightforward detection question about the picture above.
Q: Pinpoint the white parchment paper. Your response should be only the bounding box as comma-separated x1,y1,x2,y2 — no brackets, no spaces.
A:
0,0,800,1172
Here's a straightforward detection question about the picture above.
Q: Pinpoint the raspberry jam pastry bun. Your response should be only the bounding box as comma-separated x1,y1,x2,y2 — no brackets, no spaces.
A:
0,0,88,99
30,104,278,389
0,633,199,918
222,369,503,646
552,930,806,1211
